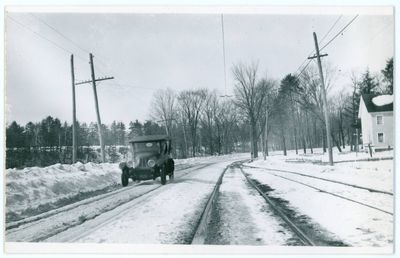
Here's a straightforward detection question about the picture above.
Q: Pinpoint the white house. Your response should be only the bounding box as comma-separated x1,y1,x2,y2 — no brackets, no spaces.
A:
358,94,394,150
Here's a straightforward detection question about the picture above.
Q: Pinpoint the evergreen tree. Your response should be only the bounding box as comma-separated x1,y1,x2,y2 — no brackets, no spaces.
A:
128,120,143,138
359,69,379,94
381,57,393,94
6,121,25,148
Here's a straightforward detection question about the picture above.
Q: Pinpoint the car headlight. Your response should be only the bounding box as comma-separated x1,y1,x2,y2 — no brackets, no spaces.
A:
119,162,126,169
147,159,156,168
127,161,134,168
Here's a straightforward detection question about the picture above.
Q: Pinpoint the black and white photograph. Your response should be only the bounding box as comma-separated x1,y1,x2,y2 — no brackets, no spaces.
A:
3,3,397,255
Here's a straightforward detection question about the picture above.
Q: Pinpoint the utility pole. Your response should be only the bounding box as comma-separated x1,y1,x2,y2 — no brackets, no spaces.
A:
70,54,77,163
308,32,333,166
90,53,105,163
75,53,114,163
263,111,268,160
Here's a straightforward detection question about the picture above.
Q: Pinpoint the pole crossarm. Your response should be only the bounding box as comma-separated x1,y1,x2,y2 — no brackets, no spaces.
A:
75,76,114,85
307,53,328,59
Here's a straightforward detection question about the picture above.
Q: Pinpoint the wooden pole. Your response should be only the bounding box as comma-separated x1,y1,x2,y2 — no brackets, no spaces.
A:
89,53,106,163
70,54,77,163
312,32,333,166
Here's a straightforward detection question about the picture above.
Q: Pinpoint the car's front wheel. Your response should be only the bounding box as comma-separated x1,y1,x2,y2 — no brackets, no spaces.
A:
121,168,129,187
160,165,167,185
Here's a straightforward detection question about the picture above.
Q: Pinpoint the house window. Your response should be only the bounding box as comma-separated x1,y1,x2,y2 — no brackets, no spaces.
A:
377,116,383,125
378,133,384,143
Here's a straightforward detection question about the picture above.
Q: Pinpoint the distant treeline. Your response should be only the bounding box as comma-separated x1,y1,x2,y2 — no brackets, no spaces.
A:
6,146,129,169
6,57,393,168
5,118,167,168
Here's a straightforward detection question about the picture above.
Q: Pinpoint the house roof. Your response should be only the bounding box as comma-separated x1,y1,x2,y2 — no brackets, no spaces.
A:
361,94,393,113
129,135,170,143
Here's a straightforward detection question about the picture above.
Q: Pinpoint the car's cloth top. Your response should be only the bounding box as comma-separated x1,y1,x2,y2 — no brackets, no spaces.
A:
129,134,170,143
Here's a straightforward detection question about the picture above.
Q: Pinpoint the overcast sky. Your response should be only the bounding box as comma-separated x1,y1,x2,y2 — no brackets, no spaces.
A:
5,7,394,126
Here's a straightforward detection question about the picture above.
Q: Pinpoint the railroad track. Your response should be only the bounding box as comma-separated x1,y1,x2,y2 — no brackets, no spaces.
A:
6,162,216,242
190,160,318,246
44,160,242,243
238,166,316,246
190,162,236,244
242,165,393,216
243,164,393,195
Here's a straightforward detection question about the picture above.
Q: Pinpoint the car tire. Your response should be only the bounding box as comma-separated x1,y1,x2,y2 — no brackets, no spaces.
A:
166,158,175,174
160,165,167,185
121,168,129,187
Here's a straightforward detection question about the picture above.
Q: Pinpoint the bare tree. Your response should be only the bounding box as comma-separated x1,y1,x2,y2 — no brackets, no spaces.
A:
150,88,176,136
215,99,239,154
177,89,207,157
232,62,269,158
200,89,219,155
257,79,277,159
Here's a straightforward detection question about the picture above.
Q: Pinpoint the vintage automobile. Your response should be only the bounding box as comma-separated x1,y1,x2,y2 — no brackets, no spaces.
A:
119,135,174,186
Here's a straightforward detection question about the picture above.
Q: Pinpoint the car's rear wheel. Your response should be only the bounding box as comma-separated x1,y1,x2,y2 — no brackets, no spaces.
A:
160,165,167,185
121,168,129,187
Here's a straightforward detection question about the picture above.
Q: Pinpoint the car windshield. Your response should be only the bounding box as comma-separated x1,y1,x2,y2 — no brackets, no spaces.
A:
133,141,161,153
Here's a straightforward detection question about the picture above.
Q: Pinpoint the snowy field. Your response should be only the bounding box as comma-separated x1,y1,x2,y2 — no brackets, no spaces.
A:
5,154,246,222
243,147,394,247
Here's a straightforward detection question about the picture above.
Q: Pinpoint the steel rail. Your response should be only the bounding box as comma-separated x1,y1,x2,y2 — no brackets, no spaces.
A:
266,172,393,216
190,162,236,244
243,164,393,196
239,166,316,246
60,161,243,243
6,163,212,231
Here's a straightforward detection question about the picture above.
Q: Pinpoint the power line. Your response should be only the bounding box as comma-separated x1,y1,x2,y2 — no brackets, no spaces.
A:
8,15,88,64
295,15,342,75
296,14,358,79
319,15,343,45
8,15,79,59
30,13,91,55
221,14,229,97
29,13,112,77
319,15,359,51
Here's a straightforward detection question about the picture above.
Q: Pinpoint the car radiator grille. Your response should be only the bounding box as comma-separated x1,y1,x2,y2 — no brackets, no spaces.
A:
139,157,149,167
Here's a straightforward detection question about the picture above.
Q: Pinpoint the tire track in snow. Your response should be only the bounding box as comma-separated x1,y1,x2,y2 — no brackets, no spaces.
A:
6,163,214,242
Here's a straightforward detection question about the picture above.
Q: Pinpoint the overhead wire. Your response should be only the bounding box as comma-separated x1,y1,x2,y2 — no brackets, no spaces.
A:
295,15,343,75
7,15,87,63
295,14,359,79
29,13,91,55
319,15,359,52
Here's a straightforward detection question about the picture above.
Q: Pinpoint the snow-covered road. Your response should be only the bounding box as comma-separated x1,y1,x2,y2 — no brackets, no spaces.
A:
48,160,236,244
7,156,244,244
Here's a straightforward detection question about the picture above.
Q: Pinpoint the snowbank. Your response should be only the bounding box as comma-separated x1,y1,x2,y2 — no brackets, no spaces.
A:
6,162,121,221
5,153,248,222
372,95,393,106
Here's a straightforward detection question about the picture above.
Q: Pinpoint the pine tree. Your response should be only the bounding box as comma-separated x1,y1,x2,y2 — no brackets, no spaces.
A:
381,57,393,94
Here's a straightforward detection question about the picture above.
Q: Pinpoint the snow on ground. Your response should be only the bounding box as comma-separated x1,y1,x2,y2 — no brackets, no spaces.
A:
248,147,393,193
5,153,247,222
243,147,394,247
205,166,294,245
6,162,121,220
45,159,241,244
